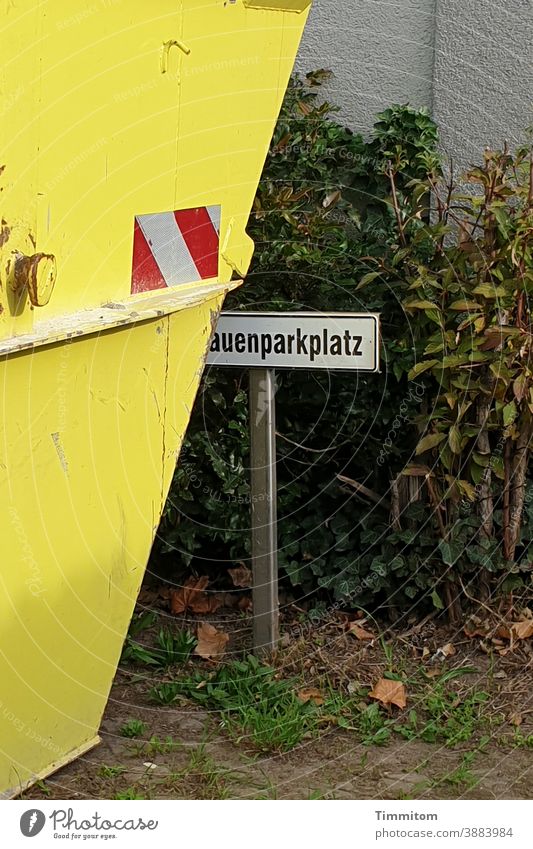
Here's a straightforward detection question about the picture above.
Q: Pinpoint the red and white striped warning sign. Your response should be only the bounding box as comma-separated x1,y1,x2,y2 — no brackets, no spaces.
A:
131,205,220,294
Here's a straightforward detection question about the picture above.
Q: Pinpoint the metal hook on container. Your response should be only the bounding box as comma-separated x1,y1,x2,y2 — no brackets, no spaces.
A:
160,39,191,75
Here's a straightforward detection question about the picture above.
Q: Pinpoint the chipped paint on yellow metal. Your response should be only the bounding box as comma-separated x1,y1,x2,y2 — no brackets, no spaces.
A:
0,0,311,796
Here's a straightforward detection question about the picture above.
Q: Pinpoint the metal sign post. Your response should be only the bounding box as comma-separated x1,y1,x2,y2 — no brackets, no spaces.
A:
207,311,380,655
249,368,278,654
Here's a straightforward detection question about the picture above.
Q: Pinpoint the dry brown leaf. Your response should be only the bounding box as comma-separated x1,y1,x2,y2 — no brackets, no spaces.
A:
369,678,407,709
238,596,253,612
347,622,375,641
228,564,253,589
323,189,341,209
426,667,442,678
297,687,324,706
194,622,229,659
508,712,523,727
511,619,533,640
138,586,170,606
170,576,222,615
464,624,488,638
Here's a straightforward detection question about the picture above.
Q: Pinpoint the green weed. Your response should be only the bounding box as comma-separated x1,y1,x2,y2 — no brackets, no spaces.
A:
439,752,478,789
149,682,183,705
99,765,127,778
122,627,197,668
512,730,533,749
170,656,319,752
120,719,148,739
358,703,392,746
115,786,146,800
143,735,181,756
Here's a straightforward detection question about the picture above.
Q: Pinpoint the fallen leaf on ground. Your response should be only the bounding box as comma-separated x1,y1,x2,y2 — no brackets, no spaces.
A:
228,564,253,588
297,687,324,706
194,622,229,659
170,576,222,615
369,678,407,709
138,586,169,606
464,624,488,638
425,667,442,678
347,622,375,641
508,712,523,727
511,619,533,640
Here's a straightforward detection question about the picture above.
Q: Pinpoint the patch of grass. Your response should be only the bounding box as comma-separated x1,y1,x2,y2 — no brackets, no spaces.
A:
149,682,184,705
393,669,489,747
122,627,197,668
254,779,278,800
153,628,197,666
34,780,51,796
115,786,147,800
163,744,243,800
421,686,489,746
99,765,127,778
143,735,182,756
128,611,158,637
167,656,319,752
120,719,149,739
512,730,533,749
438,752,478,789
358,703,392,746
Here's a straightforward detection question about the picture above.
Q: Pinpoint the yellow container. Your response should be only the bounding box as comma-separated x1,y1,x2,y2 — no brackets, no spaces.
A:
0,0,311,797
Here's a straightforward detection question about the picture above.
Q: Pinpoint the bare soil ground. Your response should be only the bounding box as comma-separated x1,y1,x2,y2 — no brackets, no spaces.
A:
23,602,533,801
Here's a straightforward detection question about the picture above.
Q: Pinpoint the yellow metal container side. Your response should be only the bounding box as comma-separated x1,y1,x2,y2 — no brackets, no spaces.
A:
0,0,311,796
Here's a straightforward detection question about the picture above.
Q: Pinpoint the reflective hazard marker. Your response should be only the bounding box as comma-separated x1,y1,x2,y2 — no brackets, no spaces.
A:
208,311,380,655
132,206,221,294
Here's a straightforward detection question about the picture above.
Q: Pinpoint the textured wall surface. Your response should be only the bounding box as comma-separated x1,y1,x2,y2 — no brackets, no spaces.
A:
296,0,532,166
433,0,533,168
295,0,437,134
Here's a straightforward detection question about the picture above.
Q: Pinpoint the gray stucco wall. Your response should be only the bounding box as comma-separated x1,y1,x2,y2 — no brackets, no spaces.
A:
296,0,533,165
296,0,437,134
433,0,533,168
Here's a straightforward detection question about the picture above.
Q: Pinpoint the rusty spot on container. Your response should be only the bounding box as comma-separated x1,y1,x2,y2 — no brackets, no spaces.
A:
0,219,10,247
13,252,57,306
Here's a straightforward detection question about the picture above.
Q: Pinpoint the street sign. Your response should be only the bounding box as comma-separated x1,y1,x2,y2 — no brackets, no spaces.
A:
207,310,381,655
206,311,379,372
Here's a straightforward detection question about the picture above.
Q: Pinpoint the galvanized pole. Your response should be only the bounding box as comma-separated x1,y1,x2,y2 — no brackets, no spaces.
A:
249,367,279,655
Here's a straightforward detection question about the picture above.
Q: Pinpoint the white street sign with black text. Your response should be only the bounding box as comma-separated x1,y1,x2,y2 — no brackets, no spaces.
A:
206,312,379,371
